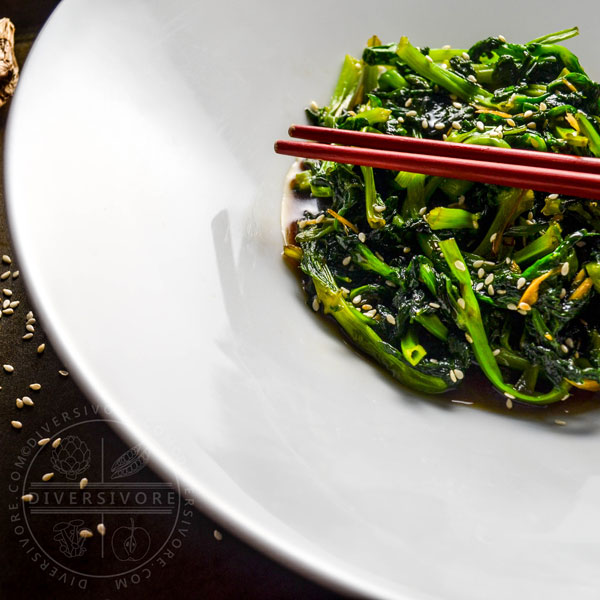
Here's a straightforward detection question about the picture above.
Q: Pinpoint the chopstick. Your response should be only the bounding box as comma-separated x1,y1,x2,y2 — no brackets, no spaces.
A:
274,125,600,200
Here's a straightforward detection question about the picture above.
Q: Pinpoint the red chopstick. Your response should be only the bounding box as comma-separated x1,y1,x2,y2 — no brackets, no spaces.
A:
274,125,600,200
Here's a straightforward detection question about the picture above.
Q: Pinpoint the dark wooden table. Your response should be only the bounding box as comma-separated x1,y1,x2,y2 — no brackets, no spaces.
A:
0,3,346,598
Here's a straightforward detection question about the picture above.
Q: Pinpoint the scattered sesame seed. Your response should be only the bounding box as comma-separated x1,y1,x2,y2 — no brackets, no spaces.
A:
79,529,93,539
214,530,223,541
507,118,516,127
489,232,497,243
38,438,50,446
492,348,501,356
385,280,396,288
406,110,417,117
2,308,13,315
37,343,46,354
506,398,513,409
484,273,494,285
403,246,411,254
498,34,507,43
457,298,466,310
26,311,33,320
454,368,465,380
477,268,485,278
3,364,13,373
487,284,495,296
315,214,324,224
3,299,11,309
358,232,366,243
29,383,41,391
97,523,106,536
452,101,462,109
26,318,36,325
59,370,69,377
462,52,470,60
497,289,506,295
547,193,559,200
22,333,33,340
527,122,536,129
385,314,396,325
52,438,61,448
467,74,477,83
475,282,484,291
518,309,528,316
11,420,22,429
561,394,570,401
516,277,527,289
442,134,448,141
452,121,462,130
565,337,575,349
425,54,433,63
26,324,35,332
454,260,466,271
2,255,11,264
363,309,377,318
21,494,34,502
561,262,569,276
21,397,33,408
80,478,89,490
419,206,427,215
361,304,373,311
476,121,484,131
342,256,351,266
3,288,12,296
309,100,319,111
539,102,547,111
518,302,531,311
465,333,473,344
15,398,23,408
523,110,534,119
473,260,484,268
449,369,457,383
484,261,495,266
560,344,569,354
507,303,518,311
421,119,429,129
504,392,515,399
352,295,362,305
373,204,386,213
311,297,320,312
0,271,9,280
9,301,19,308
42,472,54,482
12,271,19,279
559,288,567,299
429,302,441,309
554,419,567,426
340,287,349,297
434,122,445,130
404,98,413,108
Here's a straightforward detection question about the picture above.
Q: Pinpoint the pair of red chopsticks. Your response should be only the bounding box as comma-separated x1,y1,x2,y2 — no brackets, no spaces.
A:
274,124,600,200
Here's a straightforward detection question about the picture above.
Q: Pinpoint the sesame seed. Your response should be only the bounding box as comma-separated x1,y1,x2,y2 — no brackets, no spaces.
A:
518,302,531,311
385,281,396,288
561,394,570,401
484,273,494,285
442,134,448,141
2,255,11,264
38,438,50,446
498,34,507,43
523,110,533,119
2,308,13,315
3,364,13,373
452,121,462,130
342,256,351,266
421,119,429,129
454,260,466,271
506,398,513,409
363,309,377,318
429,302,441,309
315,214,324,224
518,309,528,316
554,419,567,426
467,74,477,83
97,523,106,536
492,348,501,356
26,324,35,332
79,478,89,490
26,311,33,320
311,297,320,312
560,344,569,354
457,298,466,310
26,318,36,325
559,288,567,299
561,262,569,276
29,383,41,391
452,101,462,109
454,368,465,380
358,232,366,243
15,398,23,408
361,304,373,311
309,100,319,111
419,206,427,215
473,260,484,268
507,303,518,311
434,122,445,130
59,370,69,377
373,204,386,213
22,333,33,340
3,299,9,309
465,333,473,343
0,271,9,280
540,102,547,111
340,287,349,296
548,193,559,200
477,268,485,278
484,261,495,266
489,232,497,243
476,121,484,131
487,284,495,296
475,282,484,291
425,55,433,63
52,438,61,448
79,529,93,538
527,122,536,129
42,472,54,482
403,246,411,253
449,370,457,383
404,98,413,108
21,494,34,502
385,314,396,325
462,52,470,60
506,118,516,127
37,344,45,354
352,295,362,305
504,392,515,399
516,277,526,289
12,271,19,279
11,420,22,429
9,301,18,308
3,288,12,296
406,110,417,117
566,337,575,348
214,530,223,541
497,289,506,295
22,396,33,406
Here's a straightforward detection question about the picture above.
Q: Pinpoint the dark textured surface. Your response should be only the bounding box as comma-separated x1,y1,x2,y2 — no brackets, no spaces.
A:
0,6,345,599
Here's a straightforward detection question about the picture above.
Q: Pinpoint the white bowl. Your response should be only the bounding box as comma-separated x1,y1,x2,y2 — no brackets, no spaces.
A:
6,1,600,598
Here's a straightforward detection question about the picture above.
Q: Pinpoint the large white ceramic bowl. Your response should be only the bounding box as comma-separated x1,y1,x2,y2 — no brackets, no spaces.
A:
6,1,600,598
